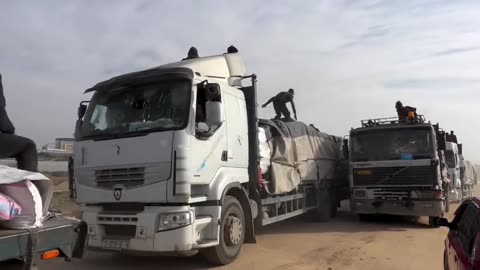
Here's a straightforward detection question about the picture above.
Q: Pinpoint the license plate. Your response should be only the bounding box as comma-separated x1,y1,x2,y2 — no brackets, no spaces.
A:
102,239,129,250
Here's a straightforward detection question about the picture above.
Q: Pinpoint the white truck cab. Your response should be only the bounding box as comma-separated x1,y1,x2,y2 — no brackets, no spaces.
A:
445,141,461,201
74,53,258,264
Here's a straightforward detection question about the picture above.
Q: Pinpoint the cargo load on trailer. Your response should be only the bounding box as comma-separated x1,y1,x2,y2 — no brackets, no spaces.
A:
258,119,344,195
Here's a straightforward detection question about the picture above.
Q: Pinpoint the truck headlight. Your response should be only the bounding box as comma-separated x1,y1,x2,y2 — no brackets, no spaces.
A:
158,211,193,231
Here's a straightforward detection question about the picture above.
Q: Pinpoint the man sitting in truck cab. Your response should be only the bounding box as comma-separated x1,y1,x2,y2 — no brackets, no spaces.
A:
0,73,38,172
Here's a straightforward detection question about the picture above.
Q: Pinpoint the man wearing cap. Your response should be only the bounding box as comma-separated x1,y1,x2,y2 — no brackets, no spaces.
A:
262,88,297,121
0,73,38,172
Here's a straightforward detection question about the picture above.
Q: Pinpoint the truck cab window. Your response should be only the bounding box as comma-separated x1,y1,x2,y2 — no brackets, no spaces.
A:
445,150,456,168
80,80,191,139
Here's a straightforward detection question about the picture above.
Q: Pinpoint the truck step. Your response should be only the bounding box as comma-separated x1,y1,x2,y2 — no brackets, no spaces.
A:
195,239,219,248
195,216,212,225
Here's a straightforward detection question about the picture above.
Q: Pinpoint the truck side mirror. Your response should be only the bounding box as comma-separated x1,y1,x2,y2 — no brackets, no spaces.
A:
205,101,224,126
435,217,450,228
342,139,349,159
78,103,88,119
458,144,463,155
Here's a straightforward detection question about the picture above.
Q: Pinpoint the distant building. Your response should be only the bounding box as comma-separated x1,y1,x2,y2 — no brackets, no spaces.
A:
40,138,74,159
55,138,75,153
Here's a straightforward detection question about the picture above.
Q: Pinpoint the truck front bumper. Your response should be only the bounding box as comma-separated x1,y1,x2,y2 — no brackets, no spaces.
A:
350,199,445,217
82,205,219,253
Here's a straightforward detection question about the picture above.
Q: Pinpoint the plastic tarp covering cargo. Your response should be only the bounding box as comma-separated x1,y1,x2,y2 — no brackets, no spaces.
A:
258,127,271,174
259,119,342,195
0,165,52,229
463,161,478,186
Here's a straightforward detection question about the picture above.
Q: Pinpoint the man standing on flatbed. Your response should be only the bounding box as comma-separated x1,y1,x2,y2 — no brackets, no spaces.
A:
262,88,297,121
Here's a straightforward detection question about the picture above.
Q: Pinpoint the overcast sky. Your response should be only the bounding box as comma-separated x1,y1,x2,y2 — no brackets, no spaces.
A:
1,0,479,162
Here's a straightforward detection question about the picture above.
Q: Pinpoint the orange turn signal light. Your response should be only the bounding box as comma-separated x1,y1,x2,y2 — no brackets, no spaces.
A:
42,250,60,260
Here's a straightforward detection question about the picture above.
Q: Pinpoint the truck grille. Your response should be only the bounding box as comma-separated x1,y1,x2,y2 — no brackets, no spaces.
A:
353,166,435,186
372,189,410,200
103,224,137,238
95,167,145,188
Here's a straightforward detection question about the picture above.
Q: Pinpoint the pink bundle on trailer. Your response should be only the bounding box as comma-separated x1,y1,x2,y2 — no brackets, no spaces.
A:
0,192,21,221
0,165,53,229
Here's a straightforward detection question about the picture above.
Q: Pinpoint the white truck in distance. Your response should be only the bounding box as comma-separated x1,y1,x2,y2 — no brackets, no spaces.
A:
445,139,461,202
72,52,348,265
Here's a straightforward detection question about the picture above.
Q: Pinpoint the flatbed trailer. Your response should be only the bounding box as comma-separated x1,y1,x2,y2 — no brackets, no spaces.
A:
0,215,87,270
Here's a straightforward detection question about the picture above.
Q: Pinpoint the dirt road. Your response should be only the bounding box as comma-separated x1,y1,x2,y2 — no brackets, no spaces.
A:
38,200,453,270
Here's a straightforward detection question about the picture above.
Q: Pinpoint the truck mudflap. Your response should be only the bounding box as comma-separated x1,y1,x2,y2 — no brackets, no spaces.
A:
351,199,445,217
0,215,88,269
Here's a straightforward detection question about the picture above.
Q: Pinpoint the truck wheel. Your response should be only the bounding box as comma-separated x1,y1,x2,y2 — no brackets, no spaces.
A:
202,196,245,265
314,189,331,222
330,193,338,218
358,214,374,222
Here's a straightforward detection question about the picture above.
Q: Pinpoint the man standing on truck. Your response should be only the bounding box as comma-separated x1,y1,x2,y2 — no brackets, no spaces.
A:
0,73,38,172
395,101,417,121
262,88,297,121
182,47,199,61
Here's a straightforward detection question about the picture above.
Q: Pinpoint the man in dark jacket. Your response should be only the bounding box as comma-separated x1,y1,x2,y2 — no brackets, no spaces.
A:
0,73,38,172
182,47,199,61
395,101,417,121
262,88,297,121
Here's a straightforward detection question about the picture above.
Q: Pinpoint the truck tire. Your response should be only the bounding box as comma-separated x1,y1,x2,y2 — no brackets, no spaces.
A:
202,196,245,265
330,192,338,218
313,189,331,222
358,214,373,222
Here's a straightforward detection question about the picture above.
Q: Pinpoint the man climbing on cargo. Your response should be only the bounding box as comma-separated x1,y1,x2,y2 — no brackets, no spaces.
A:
262,88,297,121
0,73,38,172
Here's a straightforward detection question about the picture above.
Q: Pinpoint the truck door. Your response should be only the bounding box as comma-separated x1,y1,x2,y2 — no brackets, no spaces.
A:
222,91,248,168
190,85,228,185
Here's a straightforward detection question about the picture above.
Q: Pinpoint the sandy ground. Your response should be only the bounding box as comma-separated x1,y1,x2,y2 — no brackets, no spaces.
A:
38,195,457,270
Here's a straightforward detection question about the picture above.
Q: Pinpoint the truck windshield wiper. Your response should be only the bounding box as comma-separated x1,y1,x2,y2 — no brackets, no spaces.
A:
80,133,123,141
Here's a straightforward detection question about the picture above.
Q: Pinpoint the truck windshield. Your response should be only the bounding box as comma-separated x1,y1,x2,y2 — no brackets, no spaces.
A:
351,128,434,162
445,150,456,168
80,79,191,139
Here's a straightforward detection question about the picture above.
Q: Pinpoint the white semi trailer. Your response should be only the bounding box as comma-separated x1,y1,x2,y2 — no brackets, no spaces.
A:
71,52,348,265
